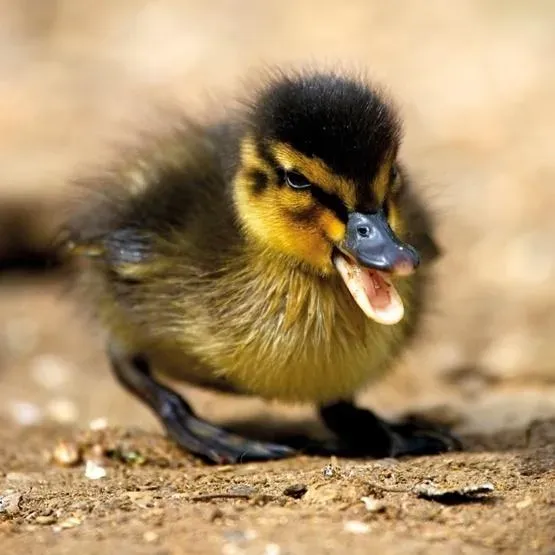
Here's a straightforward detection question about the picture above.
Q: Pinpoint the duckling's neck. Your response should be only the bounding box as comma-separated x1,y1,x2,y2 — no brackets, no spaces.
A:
235,239,338,325
193,236,412,402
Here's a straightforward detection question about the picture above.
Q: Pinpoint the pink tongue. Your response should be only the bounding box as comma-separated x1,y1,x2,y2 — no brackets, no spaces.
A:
333,253,405,325
359,269,392,311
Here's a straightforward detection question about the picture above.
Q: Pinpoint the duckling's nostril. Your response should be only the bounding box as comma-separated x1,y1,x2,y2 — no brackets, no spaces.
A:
357,225,370,238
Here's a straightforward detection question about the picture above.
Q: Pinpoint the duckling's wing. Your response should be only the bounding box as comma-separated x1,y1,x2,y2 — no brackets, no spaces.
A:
61,118,238,274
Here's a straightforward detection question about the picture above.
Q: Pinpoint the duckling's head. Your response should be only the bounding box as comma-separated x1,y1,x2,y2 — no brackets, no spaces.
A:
233,71,434,325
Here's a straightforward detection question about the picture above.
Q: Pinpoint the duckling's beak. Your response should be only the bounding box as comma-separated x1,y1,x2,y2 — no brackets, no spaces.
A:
333,211,420,326
344,211,420,274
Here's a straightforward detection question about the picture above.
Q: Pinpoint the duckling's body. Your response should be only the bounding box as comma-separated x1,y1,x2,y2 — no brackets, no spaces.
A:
65,70,458,463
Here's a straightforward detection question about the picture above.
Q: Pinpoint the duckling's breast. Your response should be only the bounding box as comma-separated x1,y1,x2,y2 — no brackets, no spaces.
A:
156,260,416,405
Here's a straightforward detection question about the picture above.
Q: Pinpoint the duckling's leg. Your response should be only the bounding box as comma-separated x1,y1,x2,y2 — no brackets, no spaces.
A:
319,401,462,458
108,341,295,464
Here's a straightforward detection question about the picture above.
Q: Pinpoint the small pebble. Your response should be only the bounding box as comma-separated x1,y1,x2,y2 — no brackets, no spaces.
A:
0,492,22,515
35,515,57,525
343,520,370,534
143,531,159,543
323,463,338,478
283,483,308,499
360,496,386,513
52,441,81,467
85,460,107,480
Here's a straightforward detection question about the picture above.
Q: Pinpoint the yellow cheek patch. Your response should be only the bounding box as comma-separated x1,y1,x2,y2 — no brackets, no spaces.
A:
269,142,356,209
294,230,333,269
235,187,334,271
319,211,345,243
261,208,332,270
233,137,346,273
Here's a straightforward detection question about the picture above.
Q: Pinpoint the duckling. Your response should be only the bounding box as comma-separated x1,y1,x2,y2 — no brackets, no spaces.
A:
62,69,460,464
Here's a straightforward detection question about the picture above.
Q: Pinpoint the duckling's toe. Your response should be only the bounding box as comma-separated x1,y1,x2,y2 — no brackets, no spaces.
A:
387,417,463,457
156,392,296,464
319,401,462,459
171,413,296,464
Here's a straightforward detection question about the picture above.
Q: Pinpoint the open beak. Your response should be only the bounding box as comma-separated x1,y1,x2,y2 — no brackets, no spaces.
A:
333,211,420,325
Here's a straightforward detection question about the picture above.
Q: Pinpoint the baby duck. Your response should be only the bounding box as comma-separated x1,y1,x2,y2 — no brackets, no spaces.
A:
63,69,460,463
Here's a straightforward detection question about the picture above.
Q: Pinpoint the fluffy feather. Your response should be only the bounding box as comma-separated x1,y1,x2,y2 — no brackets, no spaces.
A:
63,70,439,405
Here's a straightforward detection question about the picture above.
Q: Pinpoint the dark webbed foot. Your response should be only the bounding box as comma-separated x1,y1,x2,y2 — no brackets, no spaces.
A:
157,391,294,463
108,342,295,464
319,401,462,458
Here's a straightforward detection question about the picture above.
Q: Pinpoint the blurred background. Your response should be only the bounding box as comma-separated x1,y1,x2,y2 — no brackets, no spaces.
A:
1,0,554,439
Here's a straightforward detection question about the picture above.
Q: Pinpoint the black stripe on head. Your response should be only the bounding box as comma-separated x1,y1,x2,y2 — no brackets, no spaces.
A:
274,167,349,222
257,139,279,172
310,186,349,223
253,138,349,222
274,167,287,189
287,205,318,224
248,169,269,195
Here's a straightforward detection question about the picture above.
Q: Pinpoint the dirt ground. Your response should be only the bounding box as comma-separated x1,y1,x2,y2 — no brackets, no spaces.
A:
1,1,555,554
0,415,554,555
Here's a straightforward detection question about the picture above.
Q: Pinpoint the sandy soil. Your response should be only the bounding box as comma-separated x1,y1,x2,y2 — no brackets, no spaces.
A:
0,419,554,555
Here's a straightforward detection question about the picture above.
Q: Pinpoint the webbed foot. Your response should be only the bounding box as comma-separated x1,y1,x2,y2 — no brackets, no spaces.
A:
108,342,295,464
319,401,462,458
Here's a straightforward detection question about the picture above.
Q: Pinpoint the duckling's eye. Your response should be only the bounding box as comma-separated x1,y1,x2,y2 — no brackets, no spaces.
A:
284,171,311,190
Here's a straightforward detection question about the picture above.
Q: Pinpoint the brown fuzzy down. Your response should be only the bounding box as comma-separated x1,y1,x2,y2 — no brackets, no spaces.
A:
62,70,440,405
